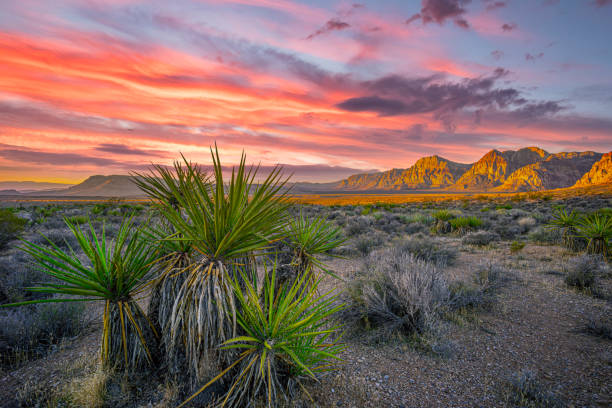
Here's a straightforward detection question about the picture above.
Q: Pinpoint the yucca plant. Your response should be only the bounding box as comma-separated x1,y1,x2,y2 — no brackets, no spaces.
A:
159,147,291,383
133,160,202,374
576,212,612,258
132,159,207,210
178,264,344,408
449,216,482,234
281,209,345,285
1,215,158,371
547,207,583,251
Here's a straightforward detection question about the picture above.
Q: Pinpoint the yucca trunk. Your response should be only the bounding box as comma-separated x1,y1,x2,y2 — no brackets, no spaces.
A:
586,238,609,258
167,259,240,385
148,253,191,340
562,226,585,251
102,299,158,371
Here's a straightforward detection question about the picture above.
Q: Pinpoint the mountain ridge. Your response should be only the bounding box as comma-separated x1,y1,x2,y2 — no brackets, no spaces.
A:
4,146,611,197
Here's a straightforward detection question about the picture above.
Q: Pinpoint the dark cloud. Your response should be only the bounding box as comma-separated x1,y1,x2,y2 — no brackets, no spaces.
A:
306,18,350,40
336,68,524,121
501,22,517,31
0,144,121,167
337,96,408,116
95,143,166,157
511,101,566,120
593,0,612,7
484,1,507,11
406,0,471,28
525,52,544,61
491,50,504,60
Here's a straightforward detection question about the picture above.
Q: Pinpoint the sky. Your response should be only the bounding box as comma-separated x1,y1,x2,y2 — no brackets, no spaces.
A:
0,0,611,183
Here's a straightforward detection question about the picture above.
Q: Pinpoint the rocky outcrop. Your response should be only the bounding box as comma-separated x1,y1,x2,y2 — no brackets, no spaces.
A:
338,155,469,190
451,147,548,191
573,152,612,187
495,151,602,191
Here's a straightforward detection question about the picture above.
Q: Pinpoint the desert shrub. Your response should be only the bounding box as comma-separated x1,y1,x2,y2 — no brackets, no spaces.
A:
501,369,565,408
0,301,87,367
547,207,585,251
405,221,427,234
517,216,537,232
0,208,27,249
528,226,561,244
180,268,343,408
38,227,80,250
449,261,510,312
345,216,372,236
400,213,434,225
563,254,603,290
462,230,500,246
582,315,612,340
346,249,449,341
510,240,526,253
353,232,385,256
432,209,455,222
398,234,457,267
496,203,512,210
449,216,482,233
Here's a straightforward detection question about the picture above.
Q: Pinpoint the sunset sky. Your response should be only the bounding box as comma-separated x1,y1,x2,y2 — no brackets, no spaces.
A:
1,0,611,183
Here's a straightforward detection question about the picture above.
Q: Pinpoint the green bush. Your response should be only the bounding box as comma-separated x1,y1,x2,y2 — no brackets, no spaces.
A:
432,209,455,222
510,241,525,253
449,216,482,232
66,215,88,225
0,209,27,249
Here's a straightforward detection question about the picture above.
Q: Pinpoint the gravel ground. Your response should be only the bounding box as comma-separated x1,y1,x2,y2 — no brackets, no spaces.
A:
1,241,611,407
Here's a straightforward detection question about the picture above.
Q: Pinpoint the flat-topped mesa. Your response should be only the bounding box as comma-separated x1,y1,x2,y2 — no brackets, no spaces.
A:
573,152,612,187
450,147,548,191
337,155,469,190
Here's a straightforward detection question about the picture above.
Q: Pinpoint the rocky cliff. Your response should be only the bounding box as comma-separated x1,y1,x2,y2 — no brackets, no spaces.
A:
573,152,612,187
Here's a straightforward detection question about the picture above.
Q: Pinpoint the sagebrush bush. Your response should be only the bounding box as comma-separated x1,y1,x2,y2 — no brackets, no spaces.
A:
0,302,87,367
461,231,500,246
449,261,510,312
563,254,603,290
353,232,385,256
346,249,449,341
0,209,27,250
527,226,561,244
501,369,564,408
398,233,457,267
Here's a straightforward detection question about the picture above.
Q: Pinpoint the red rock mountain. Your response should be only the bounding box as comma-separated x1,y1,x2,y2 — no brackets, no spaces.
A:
573,152,612,187
451,147,548,191
337,147,610,192
338,155,469,190
495,151,602,191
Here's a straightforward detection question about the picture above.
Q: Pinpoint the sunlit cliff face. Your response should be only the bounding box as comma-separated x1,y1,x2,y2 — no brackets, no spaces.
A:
0,0,611,182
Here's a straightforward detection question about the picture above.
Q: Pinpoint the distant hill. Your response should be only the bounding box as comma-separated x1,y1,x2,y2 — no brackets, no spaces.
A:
0,181,73,193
